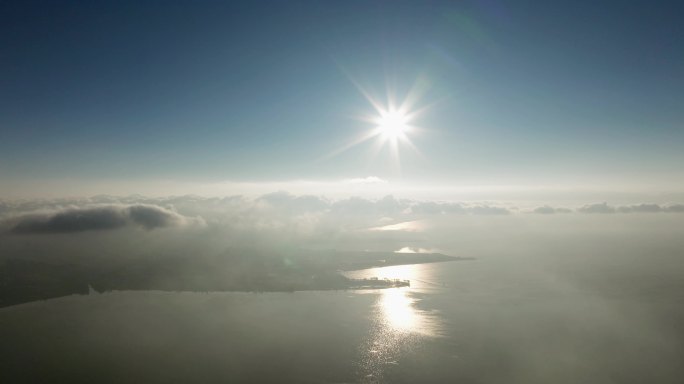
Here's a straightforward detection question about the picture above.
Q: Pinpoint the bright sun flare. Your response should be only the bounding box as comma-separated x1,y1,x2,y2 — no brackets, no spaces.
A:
324,74,430,172
376,110,409,139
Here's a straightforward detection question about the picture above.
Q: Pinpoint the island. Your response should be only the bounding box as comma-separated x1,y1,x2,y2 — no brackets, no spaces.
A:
0,249,472,308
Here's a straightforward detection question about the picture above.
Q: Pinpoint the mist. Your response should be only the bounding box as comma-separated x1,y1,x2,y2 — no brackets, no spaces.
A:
2,193,684,383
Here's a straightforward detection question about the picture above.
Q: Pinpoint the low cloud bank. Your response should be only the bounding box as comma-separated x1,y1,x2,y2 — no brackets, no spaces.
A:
576,202,684,214
532,206,573,214
1,194,684,237
2,194,684,273
8,204,201,234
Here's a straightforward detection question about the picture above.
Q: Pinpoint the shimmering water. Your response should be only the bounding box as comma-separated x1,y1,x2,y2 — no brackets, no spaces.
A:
2,221,684,383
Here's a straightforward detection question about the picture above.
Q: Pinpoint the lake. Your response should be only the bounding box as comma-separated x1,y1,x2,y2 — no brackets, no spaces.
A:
2,217,684,383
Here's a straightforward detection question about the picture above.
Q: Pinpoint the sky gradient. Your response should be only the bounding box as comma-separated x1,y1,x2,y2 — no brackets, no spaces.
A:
2,0,683,199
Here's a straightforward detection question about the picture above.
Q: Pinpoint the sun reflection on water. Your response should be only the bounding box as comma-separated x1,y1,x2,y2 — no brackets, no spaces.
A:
379,288,417,332
356,264,444,383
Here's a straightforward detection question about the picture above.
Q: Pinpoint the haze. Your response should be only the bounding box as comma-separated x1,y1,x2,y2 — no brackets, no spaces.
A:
1,1,683,383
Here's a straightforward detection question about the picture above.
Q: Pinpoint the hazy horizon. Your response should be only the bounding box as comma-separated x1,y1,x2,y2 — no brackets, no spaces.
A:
2,1,683,383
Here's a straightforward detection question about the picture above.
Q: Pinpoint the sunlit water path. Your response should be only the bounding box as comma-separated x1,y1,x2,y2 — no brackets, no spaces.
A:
2,254,684,383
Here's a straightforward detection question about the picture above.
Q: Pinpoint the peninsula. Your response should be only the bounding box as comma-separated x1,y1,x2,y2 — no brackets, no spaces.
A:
0,250,470,308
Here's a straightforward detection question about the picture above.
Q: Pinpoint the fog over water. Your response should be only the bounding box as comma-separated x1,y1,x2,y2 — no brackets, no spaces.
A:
3,1,684,382
2,199,683,383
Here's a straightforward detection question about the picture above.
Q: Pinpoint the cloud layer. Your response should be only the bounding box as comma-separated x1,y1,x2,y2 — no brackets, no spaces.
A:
8,204,200,234
577,202,684,214
1,194,683,238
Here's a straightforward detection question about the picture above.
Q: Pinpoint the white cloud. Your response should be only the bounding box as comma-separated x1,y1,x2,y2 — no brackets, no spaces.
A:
531,205,573,214
344,176,387,184
3,196,684,239
577,202,684,214
578,202,616,214
5,204,203,234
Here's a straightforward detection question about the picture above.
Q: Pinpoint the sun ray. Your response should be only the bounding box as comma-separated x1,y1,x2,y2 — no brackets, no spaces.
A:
366,132,388,166
389,136,402,174
323,71,430,172
398,74,431,114
398,131,424,159
336,64,386,115
318,128,381,161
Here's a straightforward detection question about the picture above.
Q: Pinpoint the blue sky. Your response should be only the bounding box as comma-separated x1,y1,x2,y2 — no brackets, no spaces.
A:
1,1,683,197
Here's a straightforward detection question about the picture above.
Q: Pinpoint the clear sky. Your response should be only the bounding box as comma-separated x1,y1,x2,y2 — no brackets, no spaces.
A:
2,1,683,198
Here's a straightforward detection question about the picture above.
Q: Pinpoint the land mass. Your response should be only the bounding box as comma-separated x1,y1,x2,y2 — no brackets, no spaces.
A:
0,250,471,308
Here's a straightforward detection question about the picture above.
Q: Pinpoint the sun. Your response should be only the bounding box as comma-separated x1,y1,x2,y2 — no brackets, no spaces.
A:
376,109,409,139
322,73,430,172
